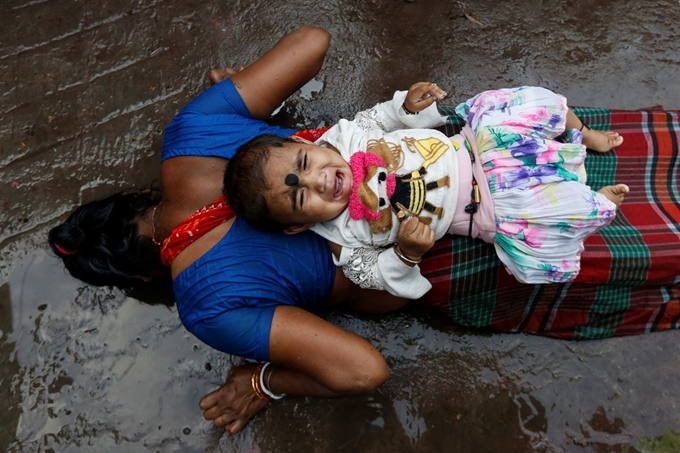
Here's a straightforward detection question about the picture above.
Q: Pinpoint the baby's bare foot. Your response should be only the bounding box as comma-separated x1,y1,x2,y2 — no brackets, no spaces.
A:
582,129,624,153
598,183,629,207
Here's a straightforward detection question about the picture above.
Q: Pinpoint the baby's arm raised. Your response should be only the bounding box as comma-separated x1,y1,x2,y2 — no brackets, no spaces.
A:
403,82,448,115
352,82,448,133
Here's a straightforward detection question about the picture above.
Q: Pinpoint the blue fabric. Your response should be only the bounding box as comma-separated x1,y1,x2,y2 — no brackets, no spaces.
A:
165,79,332,360
173,217,335,361
161,79,297,162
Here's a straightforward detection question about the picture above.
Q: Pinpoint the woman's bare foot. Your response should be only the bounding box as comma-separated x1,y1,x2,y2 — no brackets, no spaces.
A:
581,128,624,153
598,183,629,207
208,66,246,85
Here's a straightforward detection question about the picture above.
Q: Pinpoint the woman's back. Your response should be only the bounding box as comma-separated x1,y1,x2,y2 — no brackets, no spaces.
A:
173,216,335,361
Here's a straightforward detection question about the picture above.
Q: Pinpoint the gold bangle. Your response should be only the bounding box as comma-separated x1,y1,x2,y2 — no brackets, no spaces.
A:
393,245,421,265
251,363,271,400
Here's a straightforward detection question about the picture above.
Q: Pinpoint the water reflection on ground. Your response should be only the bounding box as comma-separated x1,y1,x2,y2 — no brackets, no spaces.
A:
3,250,680,452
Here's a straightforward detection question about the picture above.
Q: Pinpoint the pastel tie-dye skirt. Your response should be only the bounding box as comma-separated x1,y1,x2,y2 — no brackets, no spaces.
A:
455,86,617,283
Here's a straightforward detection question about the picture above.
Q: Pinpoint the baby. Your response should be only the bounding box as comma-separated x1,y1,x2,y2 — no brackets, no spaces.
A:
224,83,628,299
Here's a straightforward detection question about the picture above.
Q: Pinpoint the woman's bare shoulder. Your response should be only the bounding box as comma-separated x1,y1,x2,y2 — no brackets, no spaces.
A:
160,155,226,216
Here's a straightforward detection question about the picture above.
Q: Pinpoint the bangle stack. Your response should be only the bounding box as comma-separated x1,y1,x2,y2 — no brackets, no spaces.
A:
251,362,286,401
251,363,270,401
393,245,422,265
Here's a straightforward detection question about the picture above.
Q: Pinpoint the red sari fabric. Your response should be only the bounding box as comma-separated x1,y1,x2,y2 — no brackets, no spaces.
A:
160,127,332,267
160,195,235,267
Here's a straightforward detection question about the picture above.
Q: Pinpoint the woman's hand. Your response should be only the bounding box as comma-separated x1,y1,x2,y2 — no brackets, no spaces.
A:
199,306,389,434
208,66,245,85
396,216,436,262
199,362,270,434
403,81,448,114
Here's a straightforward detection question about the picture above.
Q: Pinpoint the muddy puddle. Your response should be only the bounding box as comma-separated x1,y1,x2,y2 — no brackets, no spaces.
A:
2,0,679,451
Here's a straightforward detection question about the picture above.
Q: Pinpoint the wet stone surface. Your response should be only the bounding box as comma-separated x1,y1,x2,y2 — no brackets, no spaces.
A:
1,0,680,452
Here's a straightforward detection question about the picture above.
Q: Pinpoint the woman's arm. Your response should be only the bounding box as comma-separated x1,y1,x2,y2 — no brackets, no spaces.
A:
160,27,330,227
199,305,389,434
231,26,330,119
196,254,410,435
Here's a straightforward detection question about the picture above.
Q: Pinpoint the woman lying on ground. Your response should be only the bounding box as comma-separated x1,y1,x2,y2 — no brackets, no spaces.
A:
48,26,680,434
49,26,411,434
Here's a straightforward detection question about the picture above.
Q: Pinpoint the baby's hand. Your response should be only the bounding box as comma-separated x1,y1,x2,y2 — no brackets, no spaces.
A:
396,216,436,262
404,82,448,114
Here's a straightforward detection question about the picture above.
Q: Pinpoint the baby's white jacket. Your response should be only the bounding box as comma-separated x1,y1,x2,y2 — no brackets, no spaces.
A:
311,90,461,299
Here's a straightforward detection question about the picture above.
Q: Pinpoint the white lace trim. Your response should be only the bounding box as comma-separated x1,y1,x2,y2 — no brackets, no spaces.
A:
341,247,385,291
353,105,392,133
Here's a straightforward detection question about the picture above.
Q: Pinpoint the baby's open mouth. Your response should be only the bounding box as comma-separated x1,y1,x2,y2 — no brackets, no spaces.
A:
334,172,343,199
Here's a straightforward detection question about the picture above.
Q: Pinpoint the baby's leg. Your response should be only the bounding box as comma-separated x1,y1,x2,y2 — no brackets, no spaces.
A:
597,183,629,207
566,108,624,153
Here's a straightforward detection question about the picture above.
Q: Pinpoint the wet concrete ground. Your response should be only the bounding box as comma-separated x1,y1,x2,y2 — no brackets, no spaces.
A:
2,0,680,452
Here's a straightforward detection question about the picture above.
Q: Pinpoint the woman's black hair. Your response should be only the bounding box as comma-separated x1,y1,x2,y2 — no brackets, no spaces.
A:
47,189,164,288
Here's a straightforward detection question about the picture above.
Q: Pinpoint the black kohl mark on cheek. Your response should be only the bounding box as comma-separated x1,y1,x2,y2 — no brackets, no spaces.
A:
285,173,299,186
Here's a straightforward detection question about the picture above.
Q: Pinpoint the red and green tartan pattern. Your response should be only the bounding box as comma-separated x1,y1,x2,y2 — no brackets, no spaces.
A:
419,106,680,339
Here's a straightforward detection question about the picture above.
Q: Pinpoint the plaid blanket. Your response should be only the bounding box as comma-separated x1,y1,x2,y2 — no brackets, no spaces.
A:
420,106,680,339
